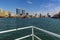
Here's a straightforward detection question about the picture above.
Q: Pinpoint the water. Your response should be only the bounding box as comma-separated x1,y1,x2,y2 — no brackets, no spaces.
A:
0,18,60,40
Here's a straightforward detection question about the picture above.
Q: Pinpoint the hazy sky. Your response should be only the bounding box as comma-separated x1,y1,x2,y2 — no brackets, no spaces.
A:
0,0,60,16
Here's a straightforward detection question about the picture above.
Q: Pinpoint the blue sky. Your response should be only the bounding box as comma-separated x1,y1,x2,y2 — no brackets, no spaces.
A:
0,0,60,15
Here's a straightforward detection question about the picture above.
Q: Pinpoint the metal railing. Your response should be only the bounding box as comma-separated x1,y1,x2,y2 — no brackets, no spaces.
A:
0,26,60,40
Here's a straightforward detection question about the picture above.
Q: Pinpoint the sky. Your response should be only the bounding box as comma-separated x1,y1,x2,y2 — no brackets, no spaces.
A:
0,0,60,16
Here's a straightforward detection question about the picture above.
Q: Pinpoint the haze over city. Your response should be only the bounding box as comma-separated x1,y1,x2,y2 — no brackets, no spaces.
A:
0,0,60,16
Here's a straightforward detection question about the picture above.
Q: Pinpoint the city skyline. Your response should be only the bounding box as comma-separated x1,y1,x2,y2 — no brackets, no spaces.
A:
0,0,60,16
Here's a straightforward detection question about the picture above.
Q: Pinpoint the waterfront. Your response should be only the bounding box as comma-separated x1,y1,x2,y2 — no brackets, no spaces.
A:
0,18,60,40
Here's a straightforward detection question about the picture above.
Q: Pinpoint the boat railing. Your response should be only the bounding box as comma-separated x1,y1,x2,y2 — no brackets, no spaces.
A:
0,26,60,40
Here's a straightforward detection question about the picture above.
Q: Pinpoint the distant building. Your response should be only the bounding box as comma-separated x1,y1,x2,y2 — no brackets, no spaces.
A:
22,13,29,18
52,12,60,18
12,14,17,17
0,9,4,17
22,10,25,15
47,13,51,17
0,9,3,13
34,14,37,18
3,11,11,17
29,15,33,18
39,13,42,18
16,8,21,14
0,9,11,18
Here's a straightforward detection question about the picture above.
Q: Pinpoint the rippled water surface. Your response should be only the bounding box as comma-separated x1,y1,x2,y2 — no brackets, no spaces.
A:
0,18,60,40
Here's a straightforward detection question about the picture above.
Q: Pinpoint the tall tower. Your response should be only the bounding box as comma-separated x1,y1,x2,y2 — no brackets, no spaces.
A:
16,8,21,14
0,9,3,14
22,10,25,15
0,9,4,17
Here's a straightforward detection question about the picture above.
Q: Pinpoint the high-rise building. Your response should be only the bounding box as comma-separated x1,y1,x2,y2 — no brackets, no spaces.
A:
0,9,4,17
0,9,3,14
16,8,21,14
22,10,25,15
